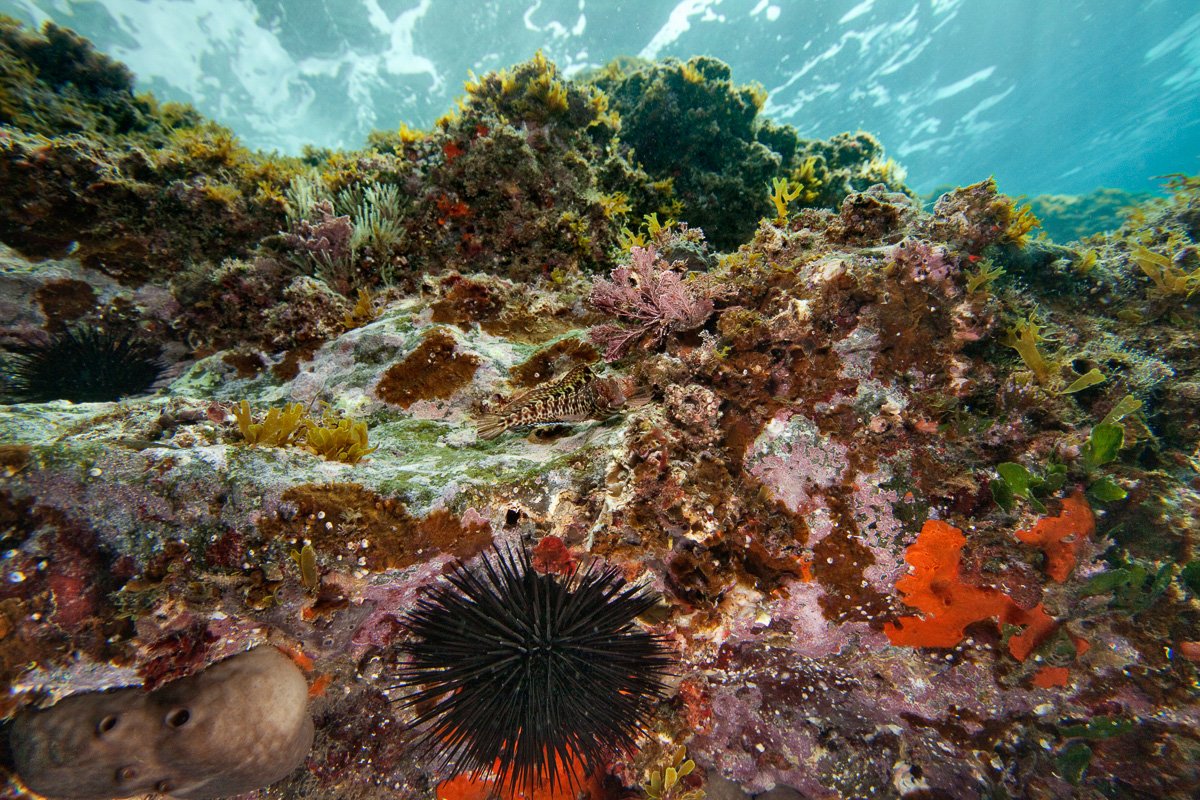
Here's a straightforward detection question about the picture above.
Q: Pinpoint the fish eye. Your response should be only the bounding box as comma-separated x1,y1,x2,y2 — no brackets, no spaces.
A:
164,708,190,728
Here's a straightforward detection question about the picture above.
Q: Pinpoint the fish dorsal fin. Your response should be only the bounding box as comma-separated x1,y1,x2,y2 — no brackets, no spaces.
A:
498,363,596,410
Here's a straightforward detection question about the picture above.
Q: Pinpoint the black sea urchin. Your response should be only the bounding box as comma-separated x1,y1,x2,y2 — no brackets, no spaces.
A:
395,545,671,791
4,325,164,403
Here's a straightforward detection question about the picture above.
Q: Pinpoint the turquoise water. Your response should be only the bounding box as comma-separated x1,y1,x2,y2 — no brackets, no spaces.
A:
3,0,1198,196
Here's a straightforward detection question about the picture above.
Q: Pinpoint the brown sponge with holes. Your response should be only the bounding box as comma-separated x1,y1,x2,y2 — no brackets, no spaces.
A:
10,646,313,799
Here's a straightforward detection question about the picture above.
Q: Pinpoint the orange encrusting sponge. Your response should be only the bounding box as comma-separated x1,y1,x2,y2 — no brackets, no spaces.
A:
883,518,1055,660
1014,490,1095,582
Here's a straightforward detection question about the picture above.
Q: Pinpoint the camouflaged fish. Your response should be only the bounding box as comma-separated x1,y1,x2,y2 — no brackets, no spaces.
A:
476,363,632,439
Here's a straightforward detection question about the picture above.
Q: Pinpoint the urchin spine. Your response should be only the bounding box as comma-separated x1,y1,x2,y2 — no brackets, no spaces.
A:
395,545,671,791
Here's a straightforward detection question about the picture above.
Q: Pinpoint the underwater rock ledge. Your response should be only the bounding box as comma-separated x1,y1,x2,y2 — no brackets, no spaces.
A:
1,17,1199,800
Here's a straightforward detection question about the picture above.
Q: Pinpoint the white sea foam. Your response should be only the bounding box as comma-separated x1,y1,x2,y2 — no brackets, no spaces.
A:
931,67,996,102
639,0,723,60
839,0,875,25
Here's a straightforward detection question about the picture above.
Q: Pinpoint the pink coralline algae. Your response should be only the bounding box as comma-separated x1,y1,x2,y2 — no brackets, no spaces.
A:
282,200,354,271
588,245,715,361
889,237,956,291
851,465,912,593
744,411,848,532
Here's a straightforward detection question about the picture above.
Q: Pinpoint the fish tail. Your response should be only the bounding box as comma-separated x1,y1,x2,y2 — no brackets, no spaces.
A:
476,413,509,440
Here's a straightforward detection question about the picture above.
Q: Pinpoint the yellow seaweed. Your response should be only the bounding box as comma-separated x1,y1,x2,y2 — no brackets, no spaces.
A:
342,287,380,330
1002,316,1054,384
768,176,803,225
235,401,376,465
1005,202,1041,245
304,416,378,465
289,543,319,591
1061,368,1105,394
965,258,1005,294
233,400,306,447
1132,246,1200,296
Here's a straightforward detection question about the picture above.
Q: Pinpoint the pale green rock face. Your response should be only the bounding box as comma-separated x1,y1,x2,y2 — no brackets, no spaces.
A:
11,647,314,800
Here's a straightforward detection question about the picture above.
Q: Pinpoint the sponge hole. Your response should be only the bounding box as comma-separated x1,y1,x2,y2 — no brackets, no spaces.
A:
164,708,191,728
96,715,119,735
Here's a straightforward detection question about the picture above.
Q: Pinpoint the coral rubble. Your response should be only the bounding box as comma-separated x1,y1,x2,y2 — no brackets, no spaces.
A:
1,18,1199,800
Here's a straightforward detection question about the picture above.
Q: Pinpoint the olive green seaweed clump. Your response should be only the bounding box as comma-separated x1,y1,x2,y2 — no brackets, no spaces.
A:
233,401,377,464
0,14,196,139
383,50,650,280
587,56,780,250
0,17,301,283
587,57,913,250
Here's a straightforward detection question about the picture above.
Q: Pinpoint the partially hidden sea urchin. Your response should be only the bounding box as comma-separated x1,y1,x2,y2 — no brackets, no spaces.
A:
4,325,164,403
396,546,671,791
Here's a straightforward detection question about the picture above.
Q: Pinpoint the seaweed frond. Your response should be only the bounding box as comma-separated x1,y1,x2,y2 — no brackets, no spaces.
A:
1005,202,1041,245
1132,246,1200,297
965,257,1005,294
234,401,376,464
644,746,703,800
343,287,380,330
289,543,320,591
304,415,378,465
234,400,306,446
768,176,803,225
1002,315,1055,384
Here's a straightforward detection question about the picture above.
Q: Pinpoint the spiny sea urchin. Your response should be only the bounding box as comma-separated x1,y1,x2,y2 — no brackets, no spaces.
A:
395,545,671,791
3,325,164,403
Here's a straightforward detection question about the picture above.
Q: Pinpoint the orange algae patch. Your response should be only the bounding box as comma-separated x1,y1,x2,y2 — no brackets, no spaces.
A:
1004,604,1056,661
278,644,315,672
1028,633,1091,688
884,519,1056,661
531,535,576,576
1032,665,1071,688
797,552,815,583
307,672,333,698
435,754,609,800
1015,490,1095,582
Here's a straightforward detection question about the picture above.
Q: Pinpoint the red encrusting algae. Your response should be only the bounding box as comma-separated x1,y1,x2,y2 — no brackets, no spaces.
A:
1031,665,1071,688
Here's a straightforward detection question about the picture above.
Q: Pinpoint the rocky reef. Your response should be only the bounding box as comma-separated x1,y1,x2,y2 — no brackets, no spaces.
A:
1,17,1199,800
